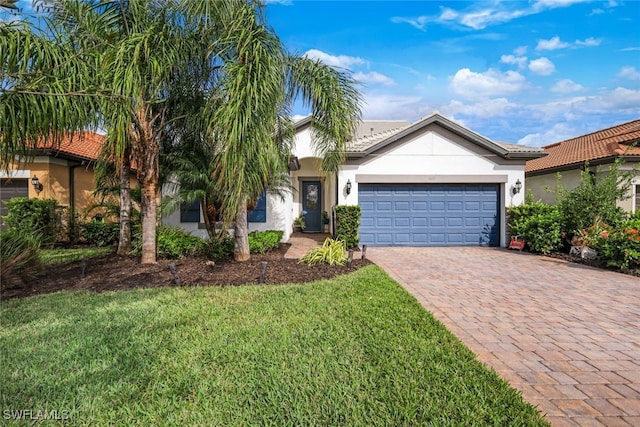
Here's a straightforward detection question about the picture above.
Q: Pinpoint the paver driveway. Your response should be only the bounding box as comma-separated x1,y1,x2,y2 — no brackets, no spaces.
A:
367,247,640,427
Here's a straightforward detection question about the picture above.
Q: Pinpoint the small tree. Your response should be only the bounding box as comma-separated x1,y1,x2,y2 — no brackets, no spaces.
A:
555,159,634,235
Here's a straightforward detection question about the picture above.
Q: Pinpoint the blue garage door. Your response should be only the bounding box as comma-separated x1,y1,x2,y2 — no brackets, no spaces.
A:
359,183,499,246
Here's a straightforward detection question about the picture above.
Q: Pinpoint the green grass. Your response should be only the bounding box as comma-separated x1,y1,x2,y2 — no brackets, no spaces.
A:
40,247,114,266
0,266,549,426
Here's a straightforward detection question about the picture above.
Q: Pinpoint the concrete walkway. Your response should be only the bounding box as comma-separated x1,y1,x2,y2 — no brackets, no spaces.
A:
367,247,640,427
284,232,332,259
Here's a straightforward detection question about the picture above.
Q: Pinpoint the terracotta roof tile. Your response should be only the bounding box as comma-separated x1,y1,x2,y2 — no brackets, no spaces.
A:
525,119,640,173
37,131,106,161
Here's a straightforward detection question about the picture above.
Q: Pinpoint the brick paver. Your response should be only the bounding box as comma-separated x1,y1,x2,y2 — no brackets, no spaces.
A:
367,247,640,427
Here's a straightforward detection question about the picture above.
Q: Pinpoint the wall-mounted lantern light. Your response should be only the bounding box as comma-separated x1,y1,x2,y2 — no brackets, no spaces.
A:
346,179,352,195
31,175,43,194
512,178,522,195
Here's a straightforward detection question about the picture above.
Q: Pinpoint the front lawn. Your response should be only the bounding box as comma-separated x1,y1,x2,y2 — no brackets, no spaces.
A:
1,266,548,426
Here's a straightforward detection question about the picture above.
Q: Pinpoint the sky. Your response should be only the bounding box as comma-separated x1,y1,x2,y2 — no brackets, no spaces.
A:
265,0,640,146
3,0,639,147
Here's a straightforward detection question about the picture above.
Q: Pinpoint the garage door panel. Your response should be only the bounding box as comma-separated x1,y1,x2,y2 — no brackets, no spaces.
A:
412,217,428,227
430,201,445,211
394,201,410,211
359,183,499,247
395,217,410,227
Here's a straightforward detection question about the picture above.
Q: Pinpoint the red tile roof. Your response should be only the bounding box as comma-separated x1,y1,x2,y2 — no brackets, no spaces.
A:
37,131,106,162
525,119,640,174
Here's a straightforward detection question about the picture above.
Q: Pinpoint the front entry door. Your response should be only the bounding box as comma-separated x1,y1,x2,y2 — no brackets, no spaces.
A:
302,180,322,232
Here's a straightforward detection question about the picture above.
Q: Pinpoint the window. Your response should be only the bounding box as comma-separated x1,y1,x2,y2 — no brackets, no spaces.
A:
180,200,200,223
635,185,640,213
247,193,266,223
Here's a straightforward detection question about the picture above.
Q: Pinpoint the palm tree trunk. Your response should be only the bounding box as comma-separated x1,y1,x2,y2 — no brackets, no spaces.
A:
117,150,132,256
140,182,157,264
234,197,250,262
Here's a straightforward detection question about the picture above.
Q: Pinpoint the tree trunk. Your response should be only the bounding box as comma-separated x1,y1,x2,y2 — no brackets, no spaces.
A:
201,197,215,240
140,182,157,264
234,197,250,262
117,150,132,257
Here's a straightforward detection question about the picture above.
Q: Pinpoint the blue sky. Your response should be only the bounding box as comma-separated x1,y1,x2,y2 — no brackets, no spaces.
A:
266,0,640,146
3,1,639,147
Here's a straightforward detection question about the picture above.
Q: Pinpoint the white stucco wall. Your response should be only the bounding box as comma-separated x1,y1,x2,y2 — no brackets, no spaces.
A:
336,126,529,247
161,180,293,241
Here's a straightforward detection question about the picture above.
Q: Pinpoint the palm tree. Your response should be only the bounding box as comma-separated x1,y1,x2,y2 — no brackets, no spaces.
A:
189,1,362,261
1,1,197,264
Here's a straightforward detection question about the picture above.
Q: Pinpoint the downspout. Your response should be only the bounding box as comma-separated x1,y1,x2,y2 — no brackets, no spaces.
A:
333,171,339,236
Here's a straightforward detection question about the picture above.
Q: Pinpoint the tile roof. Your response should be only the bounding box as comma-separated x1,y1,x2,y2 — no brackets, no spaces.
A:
346,113,546,160
525,119,640,174
347,125,410,152
37,131,106,162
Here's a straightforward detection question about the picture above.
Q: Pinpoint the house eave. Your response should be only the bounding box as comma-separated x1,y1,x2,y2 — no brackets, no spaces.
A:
349,113,542,160
525,155,640,177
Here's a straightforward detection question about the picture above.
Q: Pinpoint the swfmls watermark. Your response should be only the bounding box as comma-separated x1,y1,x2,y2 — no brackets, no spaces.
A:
3,409,71,421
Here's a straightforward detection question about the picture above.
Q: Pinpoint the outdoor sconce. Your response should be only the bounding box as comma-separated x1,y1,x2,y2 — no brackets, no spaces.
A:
31,175,43,194
512,178,522,195
346,179,352,195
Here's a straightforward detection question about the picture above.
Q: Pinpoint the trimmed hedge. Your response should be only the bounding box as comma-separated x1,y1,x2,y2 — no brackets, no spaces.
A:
249,230,283,254
335,205,361,249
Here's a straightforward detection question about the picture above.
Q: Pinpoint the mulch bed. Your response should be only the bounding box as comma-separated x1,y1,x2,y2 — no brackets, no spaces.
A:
2,244,373,301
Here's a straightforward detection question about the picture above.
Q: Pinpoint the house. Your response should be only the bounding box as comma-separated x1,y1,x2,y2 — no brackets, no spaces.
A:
164,113,546,247
525,119,640,212
0,131,128,229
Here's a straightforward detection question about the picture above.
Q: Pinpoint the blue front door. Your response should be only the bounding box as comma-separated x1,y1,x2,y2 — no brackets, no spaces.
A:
302,180,322,232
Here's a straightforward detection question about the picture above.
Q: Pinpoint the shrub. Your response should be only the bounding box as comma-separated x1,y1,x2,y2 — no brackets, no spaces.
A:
298,238,347,266
81,220,119,247
4,198,60,246
249,230,283,254
508,202,563,254
555,160,633,236
0,230,43,289
202,235,234,260
131,225,204,259
334,205,361,249
590,218,640,270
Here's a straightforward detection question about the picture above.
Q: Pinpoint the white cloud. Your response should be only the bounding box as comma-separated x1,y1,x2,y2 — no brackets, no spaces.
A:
501,54,528,69
597,87,640,110
550,79,584,93
353,71,396,86
390,15,429,31
536,36,570,51
441,98,516,118
458,8,528,30
514,46,528,56
575,37,601,47
528,57,556,75
536,36,601,50
392,1,594,32
303,49,366,69
617,66,640,80
518,123,579,147
532,0,591,8
361,94,426,120
450,68,526,99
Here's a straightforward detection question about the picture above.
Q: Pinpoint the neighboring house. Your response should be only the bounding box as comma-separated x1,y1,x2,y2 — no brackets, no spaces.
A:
526,119,640,212
0,132,123,229
164,113,546,247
